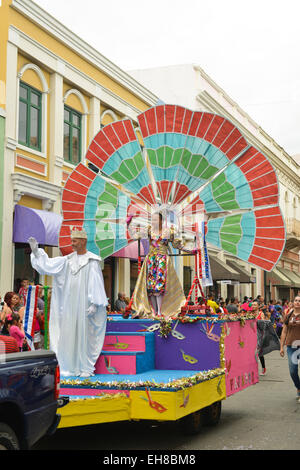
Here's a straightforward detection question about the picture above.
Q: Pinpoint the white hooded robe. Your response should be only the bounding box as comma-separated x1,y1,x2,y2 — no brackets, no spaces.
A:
31,248,108,377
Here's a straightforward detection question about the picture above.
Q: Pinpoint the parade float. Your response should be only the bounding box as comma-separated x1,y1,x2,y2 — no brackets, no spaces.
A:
42,104,285,433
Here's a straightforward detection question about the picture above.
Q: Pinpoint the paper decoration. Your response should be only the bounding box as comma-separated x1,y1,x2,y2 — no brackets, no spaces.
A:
59,105,285,273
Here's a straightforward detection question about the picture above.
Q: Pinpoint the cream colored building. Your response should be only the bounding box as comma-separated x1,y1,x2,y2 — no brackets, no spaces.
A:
0,0,158,304
130,64,300,302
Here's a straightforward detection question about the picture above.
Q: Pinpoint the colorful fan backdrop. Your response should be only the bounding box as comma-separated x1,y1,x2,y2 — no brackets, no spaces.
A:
59,105,286,272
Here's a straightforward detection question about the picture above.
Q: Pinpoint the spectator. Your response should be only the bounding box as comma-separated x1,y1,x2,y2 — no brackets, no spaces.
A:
0,333,19,354
280,295,300,402
115,292,127,313
9,313,25,352
1,314,14,336
282,299,289,314
1,292,25,323
207,294,219,314
197,297,205,305
268,300,276,321
255,295,264,306
284,301,294,319
252,301,267,375
226,298,239,314
240,297,251,312
219,301,228,314
37,285,45,312
18,279,30,306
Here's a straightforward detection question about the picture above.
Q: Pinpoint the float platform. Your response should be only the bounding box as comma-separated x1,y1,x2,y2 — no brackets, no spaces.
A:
58,315,258,429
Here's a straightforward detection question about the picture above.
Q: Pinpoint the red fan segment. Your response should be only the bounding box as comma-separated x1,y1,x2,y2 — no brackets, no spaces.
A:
86,120,138,171
248,206,285,271
235,147,279,207
172,183,192,205
156,180,173,204
138,105,248,162
59,163,97,256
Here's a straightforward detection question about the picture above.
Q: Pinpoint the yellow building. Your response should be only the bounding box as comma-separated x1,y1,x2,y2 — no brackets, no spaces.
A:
0,0,159,303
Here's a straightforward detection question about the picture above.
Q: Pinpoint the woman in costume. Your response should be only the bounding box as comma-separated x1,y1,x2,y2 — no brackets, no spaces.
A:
128,210,192,318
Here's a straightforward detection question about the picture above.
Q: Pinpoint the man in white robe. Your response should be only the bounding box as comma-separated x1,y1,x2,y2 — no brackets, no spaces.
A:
29,227,108,377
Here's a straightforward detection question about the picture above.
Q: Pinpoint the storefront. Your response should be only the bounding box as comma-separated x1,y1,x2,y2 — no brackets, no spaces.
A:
266,268,291,302
208,255,240,299
276,267,300,300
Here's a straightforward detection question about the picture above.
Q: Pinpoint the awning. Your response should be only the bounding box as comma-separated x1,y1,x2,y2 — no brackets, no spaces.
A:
112,239,149,259
266,268,290,287
226,260,256,283
209,255,240,282
276,267,300,287
13,204,62,246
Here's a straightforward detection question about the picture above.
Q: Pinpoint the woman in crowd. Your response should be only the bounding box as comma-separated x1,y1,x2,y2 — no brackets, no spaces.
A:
1,292,25,323
280,295,300,402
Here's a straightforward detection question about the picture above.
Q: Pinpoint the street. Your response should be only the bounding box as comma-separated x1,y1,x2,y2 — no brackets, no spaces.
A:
34,350,300,451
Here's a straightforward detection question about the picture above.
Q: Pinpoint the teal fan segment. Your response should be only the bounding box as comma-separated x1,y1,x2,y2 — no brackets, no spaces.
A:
206,212,256,260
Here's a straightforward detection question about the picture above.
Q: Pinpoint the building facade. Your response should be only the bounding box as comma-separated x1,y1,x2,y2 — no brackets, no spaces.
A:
0,0,158,305
130,64,300,302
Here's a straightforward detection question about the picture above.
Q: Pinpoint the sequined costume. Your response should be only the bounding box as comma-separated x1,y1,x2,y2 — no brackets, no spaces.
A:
131,226,186,317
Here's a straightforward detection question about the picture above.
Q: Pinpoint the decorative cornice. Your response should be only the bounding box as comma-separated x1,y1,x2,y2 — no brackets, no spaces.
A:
10,0,158,105
8,25,147,121
11,172,62,209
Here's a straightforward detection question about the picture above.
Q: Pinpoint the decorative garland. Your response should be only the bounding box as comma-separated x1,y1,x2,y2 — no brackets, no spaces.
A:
61,368,226,392
158,319,173,338
219,324,226,369
68,392,129,402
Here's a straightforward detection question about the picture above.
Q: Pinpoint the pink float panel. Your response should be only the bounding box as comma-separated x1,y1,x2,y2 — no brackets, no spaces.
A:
103,335,145,352
223,319,259,397
94,354,136,375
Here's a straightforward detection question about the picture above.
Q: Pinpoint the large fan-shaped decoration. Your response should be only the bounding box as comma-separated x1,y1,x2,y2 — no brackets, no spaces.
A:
59,105,286,274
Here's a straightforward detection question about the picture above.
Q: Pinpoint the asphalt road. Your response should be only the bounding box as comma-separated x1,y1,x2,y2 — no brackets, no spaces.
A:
34,350,300,451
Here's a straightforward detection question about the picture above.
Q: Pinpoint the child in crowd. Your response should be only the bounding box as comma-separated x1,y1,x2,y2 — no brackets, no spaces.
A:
9,313,25,351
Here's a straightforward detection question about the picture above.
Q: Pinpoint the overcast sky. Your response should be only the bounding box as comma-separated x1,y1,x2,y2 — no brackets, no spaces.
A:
35,0,300,158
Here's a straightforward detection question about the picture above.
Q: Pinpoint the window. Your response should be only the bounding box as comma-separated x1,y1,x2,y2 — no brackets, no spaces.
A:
64,105,82,165
18,81,42,151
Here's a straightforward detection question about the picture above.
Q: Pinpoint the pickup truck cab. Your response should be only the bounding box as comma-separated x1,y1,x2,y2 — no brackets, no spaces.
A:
0,350,66,449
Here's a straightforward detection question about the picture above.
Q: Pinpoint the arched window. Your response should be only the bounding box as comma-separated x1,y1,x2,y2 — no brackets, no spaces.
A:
17,63,49,155
63,89,88,165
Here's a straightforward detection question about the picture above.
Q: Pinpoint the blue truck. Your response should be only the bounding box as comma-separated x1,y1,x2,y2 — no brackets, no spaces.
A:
0,350,68,449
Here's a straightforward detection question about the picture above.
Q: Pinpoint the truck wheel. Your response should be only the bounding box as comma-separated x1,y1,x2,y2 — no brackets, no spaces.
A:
178,410,204,435
201,401,222,426
0,423,20,450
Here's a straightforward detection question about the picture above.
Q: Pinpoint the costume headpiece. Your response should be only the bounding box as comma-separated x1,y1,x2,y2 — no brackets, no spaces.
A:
71,226,87,239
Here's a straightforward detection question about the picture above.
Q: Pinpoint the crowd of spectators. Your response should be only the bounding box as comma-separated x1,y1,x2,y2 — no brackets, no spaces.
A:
0,279,50,354
205,293,293,335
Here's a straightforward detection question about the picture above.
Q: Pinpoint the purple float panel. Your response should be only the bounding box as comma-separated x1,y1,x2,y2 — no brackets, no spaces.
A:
106,318,221,372
154,321,221,371
106,318,156,333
